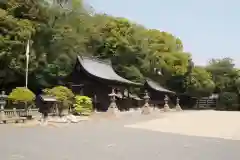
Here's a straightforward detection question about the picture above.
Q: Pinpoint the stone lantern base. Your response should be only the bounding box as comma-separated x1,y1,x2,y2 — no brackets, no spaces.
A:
141,104,150,115
107,102,119,115
175,104,182,111
107,107,119,115
163,104,170,112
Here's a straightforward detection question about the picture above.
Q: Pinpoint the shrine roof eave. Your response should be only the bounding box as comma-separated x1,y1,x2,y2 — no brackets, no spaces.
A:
77,56,142,86
145,78,175,94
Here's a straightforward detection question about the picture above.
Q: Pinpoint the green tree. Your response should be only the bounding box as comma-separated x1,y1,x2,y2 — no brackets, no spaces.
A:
0,0,91,89
0,5,36,88
206,58,240,109
206,58,240,93
218,92,238,110
3,0,239,112
186,67,215,98
86,15,190,86
86,16,147,82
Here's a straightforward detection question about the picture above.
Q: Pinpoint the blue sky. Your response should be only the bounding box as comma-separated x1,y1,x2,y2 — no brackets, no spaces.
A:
87,0,240,67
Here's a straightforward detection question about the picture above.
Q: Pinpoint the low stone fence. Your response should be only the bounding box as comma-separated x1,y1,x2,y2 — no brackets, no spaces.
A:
0,108,40,123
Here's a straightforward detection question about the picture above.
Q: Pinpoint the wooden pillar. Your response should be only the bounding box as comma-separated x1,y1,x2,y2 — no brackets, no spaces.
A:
93,94,97,112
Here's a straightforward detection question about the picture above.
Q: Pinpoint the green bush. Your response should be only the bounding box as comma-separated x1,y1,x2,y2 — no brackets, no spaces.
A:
218,92,238,110
73,95,93,116
8,87,36,104
43,86,74,109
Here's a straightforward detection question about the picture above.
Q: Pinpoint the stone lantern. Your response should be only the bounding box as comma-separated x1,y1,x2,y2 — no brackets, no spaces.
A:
107,88,119,114
142,90,150,114
0,91,7,122
175,97,182,111
0,91,7,109
163,95,170,112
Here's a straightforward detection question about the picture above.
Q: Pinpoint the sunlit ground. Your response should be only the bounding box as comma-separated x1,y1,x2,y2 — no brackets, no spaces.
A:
125,110,240,140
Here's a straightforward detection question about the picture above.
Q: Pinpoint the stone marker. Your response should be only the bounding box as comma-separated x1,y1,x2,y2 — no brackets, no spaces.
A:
142,90,150,114
175,97,182,111
0,91,7,123
0,106,5,123
107,88,119,115
163,95,170,112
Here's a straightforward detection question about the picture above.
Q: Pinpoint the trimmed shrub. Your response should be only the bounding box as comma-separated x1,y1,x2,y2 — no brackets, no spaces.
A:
43,86,74,112
73,95,93,116
8,87,35,104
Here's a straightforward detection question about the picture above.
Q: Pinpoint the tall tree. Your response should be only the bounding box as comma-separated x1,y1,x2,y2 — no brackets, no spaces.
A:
186,66,215,98
0,0,91,90
206,58,240,93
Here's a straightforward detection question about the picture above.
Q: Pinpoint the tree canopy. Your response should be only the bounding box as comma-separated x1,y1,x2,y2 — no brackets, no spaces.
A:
1,0,240,105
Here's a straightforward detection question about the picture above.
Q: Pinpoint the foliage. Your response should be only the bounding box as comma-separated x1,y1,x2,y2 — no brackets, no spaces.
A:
0,0,89,89
73,95,93,115
186,67,215,98
235,78,240,94
8,87,35,103
2,0,240,109
0,0,195,92
206,58,240,93
43,86,74,109
218,92,238,110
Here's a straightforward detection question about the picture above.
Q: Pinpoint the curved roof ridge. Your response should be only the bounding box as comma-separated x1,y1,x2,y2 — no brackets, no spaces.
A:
77,56,142,86
146,78,175,94
80,56,111,65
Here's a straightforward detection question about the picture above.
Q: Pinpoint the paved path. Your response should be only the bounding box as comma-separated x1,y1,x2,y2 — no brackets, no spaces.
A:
0,110,240,160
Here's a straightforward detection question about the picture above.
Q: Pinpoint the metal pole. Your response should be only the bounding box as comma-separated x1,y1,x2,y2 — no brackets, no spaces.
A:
25,40,30,88
25,56,29,88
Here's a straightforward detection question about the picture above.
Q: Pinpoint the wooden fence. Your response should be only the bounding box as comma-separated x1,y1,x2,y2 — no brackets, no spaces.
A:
197,97,217,108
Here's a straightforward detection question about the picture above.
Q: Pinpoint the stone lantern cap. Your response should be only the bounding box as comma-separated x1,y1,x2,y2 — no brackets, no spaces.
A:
0,91,7,99
0,91,8,105
143,91,150,100
108,89,117,97
0,91,8,98
164,95,169,101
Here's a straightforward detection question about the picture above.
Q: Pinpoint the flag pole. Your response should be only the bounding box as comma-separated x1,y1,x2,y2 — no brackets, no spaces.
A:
25,40,30,88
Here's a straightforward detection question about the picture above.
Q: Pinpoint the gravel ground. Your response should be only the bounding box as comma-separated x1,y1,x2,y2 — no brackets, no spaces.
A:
126,110,240,140
0,110,240,160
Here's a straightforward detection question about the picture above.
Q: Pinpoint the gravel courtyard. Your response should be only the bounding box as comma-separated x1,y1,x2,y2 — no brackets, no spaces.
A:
1,110,240,160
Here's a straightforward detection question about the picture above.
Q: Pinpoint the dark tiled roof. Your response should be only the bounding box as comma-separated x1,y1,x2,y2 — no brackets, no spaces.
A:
146,78,175,94
39,95,57,102
77,56,141,86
